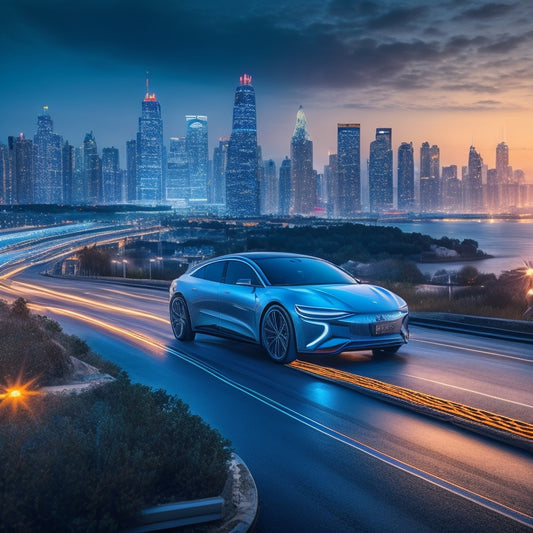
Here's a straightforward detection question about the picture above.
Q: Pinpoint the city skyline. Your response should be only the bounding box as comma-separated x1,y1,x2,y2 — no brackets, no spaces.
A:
1,0,532,178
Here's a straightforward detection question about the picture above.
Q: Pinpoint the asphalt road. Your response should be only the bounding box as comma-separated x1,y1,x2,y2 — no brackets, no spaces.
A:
1,267,532,532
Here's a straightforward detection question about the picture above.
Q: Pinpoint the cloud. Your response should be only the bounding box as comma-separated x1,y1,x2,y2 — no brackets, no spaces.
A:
3,0,533,105
460,2,516,20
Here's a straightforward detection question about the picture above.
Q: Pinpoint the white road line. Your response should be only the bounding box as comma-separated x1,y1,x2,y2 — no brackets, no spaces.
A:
413,337,532,363
404,374,533,409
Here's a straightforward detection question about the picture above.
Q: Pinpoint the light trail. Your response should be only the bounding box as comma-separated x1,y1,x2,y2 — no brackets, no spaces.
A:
29,304,168,360
100,287,168,304
11,280,169,325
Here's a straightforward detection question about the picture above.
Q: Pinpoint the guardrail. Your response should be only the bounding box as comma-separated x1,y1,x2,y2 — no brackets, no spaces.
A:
125,497,224,532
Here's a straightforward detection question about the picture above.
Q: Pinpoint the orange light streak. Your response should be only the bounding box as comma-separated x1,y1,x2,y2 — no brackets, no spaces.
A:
11,280,169,324
29,304,168,359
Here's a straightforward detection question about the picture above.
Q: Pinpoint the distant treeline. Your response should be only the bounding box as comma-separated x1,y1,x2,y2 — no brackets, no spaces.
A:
208,223,487,265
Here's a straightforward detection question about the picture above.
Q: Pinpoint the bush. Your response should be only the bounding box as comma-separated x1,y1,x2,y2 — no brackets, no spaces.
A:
0,374,232,532
0,299,72,387
0,299,232,532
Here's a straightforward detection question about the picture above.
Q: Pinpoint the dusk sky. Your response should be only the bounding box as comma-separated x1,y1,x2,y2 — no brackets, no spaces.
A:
2,0,533,178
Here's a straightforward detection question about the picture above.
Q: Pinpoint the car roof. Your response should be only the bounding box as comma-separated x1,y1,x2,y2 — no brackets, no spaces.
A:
221,252,317,261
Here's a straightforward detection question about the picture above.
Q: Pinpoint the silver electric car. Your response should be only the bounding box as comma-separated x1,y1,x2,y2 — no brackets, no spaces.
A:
169,252,409,363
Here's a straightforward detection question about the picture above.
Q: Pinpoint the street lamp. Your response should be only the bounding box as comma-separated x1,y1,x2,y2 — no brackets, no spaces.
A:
149,258,155,280
122,259,128,278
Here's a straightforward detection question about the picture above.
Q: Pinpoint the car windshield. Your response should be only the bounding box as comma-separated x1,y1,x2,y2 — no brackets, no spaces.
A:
254,257,356,286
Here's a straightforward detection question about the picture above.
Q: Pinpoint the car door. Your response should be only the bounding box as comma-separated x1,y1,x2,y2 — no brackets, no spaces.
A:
218,260,262,341
188,260,226,331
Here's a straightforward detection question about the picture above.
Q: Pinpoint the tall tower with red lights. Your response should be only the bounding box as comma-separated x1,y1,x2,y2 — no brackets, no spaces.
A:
136,75,163,203
225,74,259,217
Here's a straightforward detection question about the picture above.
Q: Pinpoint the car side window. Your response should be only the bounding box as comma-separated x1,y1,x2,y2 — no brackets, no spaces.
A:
192,261,226,283
224,261,261,286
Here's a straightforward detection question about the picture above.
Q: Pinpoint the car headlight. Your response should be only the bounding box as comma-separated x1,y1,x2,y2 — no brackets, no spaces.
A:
295,305,353,320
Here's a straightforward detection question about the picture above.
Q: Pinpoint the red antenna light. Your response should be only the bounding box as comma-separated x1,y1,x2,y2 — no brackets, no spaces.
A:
240,73,252,85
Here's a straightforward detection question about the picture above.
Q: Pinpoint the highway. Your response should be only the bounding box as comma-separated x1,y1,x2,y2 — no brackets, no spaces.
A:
0,229,532,531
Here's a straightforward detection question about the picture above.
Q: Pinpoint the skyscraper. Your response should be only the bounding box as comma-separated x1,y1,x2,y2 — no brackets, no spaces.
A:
397,142,414,211
0,143,7,203
419,142,440,212
102,147,121,204
261,159,278,215
442,165,460,212
185,115,208,203
212,138,229,205
279,156,291,216
225,74,259,217
83,132,101,204
33,107,63,204
166,137,189,208
126,140,137,203
137,78,163,203
336,124,361,217
71,146,84,204
496,141,510,183
325,153,338,218
14,134,33,204
62,140,75,205
464,145,484,212
290,106,315,215
368,128,393,212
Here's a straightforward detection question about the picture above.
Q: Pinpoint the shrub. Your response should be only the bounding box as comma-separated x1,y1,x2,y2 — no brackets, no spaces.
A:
0,374,232,532
0,299,72,387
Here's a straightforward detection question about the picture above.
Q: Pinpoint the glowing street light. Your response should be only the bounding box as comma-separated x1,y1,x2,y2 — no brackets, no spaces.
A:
149,258,155,279
122,259,128,278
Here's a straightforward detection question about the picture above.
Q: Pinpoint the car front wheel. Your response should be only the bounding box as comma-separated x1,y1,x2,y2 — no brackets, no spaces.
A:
170,295,195,341
261,305,297,364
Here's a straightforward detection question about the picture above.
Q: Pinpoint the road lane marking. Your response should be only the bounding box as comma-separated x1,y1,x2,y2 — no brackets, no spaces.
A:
412,337,532,363
404,374,533,410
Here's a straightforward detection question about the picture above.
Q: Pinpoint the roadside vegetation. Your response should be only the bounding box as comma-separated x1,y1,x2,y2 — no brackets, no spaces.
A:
0,298,232,533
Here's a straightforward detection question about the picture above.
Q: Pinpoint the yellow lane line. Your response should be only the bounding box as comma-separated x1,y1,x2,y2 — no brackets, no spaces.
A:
289,360,533,441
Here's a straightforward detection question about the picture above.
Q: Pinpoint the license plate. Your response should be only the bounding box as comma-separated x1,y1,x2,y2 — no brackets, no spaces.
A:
374,321,397,335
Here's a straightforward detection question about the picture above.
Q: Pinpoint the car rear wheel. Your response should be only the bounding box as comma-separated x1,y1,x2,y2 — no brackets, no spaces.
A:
372,345,401,357
261,305,297,364
170,295,195,341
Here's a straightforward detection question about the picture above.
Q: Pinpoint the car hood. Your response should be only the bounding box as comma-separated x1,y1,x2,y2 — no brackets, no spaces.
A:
299,284,406,312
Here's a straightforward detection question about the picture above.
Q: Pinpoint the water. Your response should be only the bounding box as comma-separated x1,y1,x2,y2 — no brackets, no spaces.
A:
378,219,533,277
